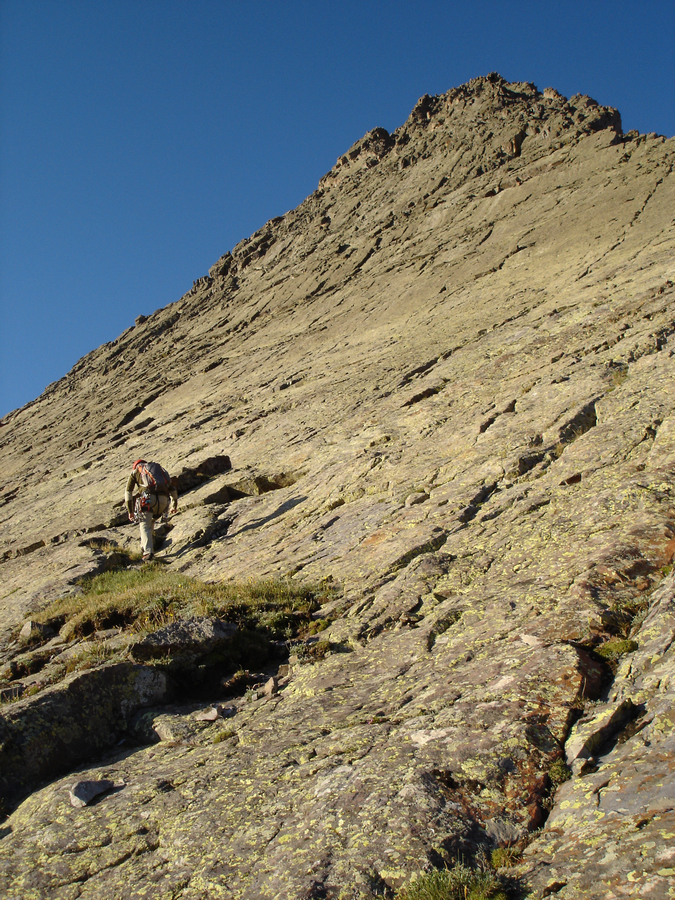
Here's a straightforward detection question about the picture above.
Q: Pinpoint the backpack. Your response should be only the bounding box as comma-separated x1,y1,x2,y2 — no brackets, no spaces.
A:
133,460,172,495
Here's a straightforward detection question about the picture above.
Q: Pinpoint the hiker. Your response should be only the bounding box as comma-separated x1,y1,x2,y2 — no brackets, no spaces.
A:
125,459,178,561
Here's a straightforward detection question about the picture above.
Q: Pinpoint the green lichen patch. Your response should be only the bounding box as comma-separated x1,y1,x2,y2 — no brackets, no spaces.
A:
548,758,572,787
594,639,639,662
305,617,331,635
212,727,237,744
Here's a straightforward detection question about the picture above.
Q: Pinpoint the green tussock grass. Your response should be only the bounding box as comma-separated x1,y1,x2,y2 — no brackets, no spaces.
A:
35,567,334,643
93,541,142,562
490,846,521,869
395,863,508,900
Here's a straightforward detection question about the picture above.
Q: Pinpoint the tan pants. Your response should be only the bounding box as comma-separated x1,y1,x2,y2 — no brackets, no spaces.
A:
139,493,170,555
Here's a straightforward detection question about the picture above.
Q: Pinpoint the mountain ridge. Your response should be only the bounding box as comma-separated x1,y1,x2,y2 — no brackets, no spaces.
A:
1,73,674,898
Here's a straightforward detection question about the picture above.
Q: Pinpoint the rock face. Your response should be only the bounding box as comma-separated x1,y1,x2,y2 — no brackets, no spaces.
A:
0,663,169,805
0,73,674,897
521,574,675,896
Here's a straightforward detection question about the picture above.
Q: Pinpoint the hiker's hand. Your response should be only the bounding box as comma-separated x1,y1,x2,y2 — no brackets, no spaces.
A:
128,512,134,522
170,507,178,516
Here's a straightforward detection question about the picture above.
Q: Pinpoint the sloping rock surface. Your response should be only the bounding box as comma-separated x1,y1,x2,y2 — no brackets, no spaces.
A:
520,573,675,897
0,74,674,898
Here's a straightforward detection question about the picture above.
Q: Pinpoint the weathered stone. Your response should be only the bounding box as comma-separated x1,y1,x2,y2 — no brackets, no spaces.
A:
405,490,430,507
130,708,203,742
194,706,219,721
485,817,522,847
51,639,98,664
263,675,278,696
18,620,53,644
564,697,636,765
129,617,237,661
192,703,237,722
68,779,115,808
175,454,232,492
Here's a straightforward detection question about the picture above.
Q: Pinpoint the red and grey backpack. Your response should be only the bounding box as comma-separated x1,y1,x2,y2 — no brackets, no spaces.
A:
133,460,172,495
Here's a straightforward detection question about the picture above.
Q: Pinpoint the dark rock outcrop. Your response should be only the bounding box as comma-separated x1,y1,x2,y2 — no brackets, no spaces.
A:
0,663,168,805
129,617,237,661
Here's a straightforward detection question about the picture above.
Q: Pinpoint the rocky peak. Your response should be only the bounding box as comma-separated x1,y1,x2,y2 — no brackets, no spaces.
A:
0,74,674,899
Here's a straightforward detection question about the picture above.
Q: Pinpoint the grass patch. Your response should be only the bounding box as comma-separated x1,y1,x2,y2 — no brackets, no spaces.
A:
490,846,521,870
35,567,334,644
101,541,142,561
81,539,142,563
64,642,117,673
396,862,508,900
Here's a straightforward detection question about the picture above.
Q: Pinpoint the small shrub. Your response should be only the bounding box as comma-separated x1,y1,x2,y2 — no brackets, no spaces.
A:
629,608,649,636
490,846,521,869
295,639,350,663
396,862,507,900
607,363,628,391
305,618,330,636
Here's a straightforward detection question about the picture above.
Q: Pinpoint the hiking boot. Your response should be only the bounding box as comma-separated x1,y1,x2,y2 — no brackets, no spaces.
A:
142,552,154,562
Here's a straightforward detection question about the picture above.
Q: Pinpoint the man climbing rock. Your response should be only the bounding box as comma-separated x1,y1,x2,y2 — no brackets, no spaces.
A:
125,459,178,560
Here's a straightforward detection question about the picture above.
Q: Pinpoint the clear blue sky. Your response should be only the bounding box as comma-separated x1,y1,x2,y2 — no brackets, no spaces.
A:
1,0,673,418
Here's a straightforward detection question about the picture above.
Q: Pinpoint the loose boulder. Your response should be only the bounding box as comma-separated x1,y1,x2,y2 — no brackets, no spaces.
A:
68,779,116,808
129,617,237,661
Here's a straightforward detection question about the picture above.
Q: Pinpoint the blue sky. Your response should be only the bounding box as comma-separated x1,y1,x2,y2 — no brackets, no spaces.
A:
1,0,673,418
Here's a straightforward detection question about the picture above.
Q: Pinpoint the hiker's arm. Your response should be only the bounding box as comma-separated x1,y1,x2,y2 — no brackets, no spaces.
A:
169,486,178,514
125,472,137,517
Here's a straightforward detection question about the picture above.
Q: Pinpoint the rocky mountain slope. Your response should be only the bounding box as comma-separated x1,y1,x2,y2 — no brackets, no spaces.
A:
1,73,674,898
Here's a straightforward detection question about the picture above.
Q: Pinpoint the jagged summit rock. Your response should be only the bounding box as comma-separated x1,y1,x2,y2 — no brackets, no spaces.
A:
0,74,674,898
